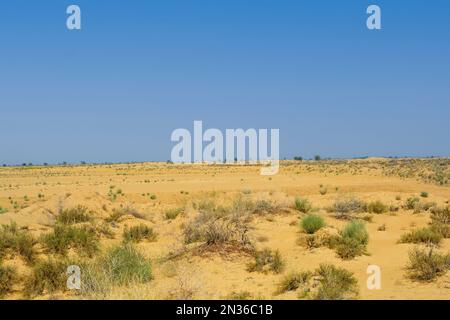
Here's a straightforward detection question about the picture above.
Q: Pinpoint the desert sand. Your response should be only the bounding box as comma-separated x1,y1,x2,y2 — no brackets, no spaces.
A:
0,158,449,300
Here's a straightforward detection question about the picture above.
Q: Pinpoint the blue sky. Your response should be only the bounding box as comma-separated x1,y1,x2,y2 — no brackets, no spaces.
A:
1,0,449,164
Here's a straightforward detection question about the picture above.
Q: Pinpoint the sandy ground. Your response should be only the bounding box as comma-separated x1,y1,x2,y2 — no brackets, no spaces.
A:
0,159,449,300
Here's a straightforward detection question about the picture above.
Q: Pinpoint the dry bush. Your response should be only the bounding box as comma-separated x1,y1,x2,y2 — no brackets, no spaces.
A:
277,271,312,294
399,228,442,245
407,247,450,281
314,264,359,300
247,248,285,274
0,265,17,298
107,205,146,222
24,258,69,297
430,206,450,238
329,197,367,219
367,200,388,214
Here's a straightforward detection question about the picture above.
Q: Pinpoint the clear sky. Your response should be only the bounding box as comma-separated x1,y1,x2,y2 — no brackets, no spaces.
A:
1,0,449,164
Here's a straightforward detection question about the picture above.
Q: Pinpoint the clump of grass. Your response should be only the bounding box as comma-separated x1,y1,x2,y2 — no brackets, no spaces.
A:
420,191,429,198
57,206,91,224
329,197,367,219
24,258,68,297
0,207,8,214
107,205,146,222
277,271,312,293
0,265,17,298
100,244,152,285
367,200,388,214
314,264,359,300
294,197,312,213
319,187,328,195
378,224,386,231
164,207,184,220
253,200,279,215
399,228,442,245
407,247,450,281
81,244,152,297
247,248,285,274
0,222,36,263
300,214,325,234
41,225,99,257
329,220,369,260
123,224,157,243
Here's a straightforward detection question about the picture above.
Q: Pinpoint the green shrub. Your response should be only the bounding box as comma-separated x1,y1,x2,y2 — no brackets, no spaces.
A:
0,265,17,297
294,197,312,213
420,192,429,198
0,207,8,214
0,222,36,263
123,224,157,243
24,258,68,297
57,206,91,224
314,264,359,300
330,221,369,260
247,248,285,274
300,214,325,234
277,271,312,293
399,228,442,245
367,201,388,214
41,225,99,257
407,247,450,281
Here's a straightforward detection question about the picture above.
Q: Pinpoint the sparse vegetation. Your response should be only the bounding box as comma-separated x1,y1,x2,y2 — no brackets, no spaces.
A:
24,258,68,297
247,248,285,274
367,200,388,214
0,222,36,263
0,265,17,297
329,197,367,219
277,271,312,293
164,207,184,220
123,224,157,243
